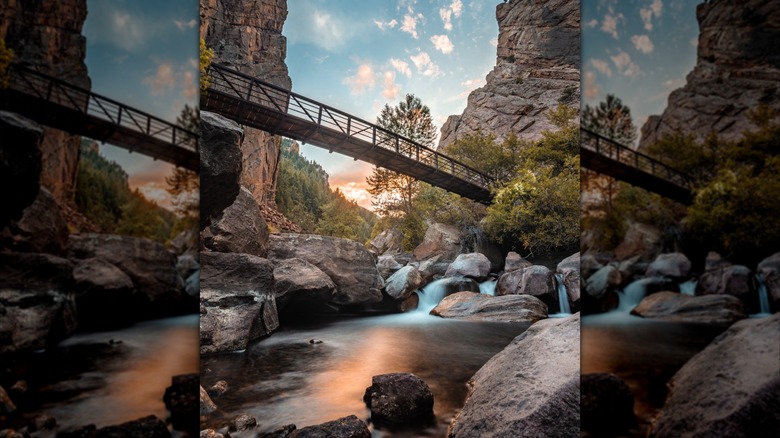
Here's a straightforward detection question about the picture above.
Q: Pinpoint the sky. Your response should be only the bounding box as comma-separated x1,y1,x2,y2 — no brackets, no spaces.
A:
82,0,199,210
582,0,700,146
284,0,501,209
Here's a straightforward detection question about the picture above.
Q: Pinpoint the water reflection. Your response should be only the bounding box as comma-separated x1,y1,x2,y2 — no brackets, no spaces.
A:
201,313,530,437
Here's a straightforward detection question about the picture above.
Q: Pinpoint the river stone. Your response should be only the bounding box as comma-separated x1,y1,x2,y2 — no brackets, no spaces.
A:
200,385,217,416
0,111,42,229
229,413,257,432
288,415,370,438
698,265,754,305
199,430,222,438
377,254,404,280
417,253,451,279
199,252,278,354
648,313,780,437
176,254,199,280
260,424,297,438
163,374,198,433
363,373,434,428
94,415,171,437
496,265,557,309
203,186,269,257
557,252,581,311
207,380,229,397
384,265,424,300
0,252,77,354
504,251,532,272
273,258,336,313
581,252,606,278
758,252,780,311
444,253,491,280
645,252,692,279
581,373,636,435
72,257,135,329
200,111,243,230
268,234,382,306
431,292,547,323
448,313,580,437
632,292,747,324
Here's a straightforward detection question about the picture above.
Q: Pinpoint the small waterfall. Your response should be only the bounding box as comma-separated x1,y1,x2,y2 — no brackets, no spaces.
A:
679,280,697,296
616,278,653,312
756,274,771,315
479,279,497,296
415,279,451,314
554,273,571,315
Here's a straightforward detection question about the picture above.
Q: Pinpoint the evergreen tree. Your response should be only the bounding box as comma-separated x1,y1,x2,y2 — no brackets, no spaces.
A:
582,94,637,145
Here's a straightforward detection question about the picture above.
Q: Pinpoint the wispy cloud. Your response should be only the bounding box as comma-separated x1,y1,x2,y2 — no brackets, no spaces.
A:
590,58,612,78
382,71,400,99
631,34,654,54
431,34,454,54
401,13,423,39
610,51,640,76
390,58,412,78
640,0,663,31
144,62,176,94
374,18,398,30
286,2,362,51
439,0,462,31
584,71,600,100
585,18,598,28
410,51,441,77
173,19,196,30
601,11,624,39
344,64,377,94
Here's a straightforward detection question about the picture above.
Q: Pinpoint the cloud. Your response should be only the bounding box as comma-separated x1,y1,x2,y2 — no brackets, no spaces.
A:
286,2,360,51
590,58,612,78
144,62,176,94
690,36,698,47
431,34,454,54
344,64,377,94
401,13,425,39
173,19,196,30
584,71,600,100
585,18,598,28
86,7,149,51
601,12,624,39
489,37,498,47
610,51,640,76
182,70,198,100
631,34,654,54
374,19,398,30
640,0,663,31
410,52,441,77
382,71,400,100
439,8,453,31
390,58,412,77
450,0,463,17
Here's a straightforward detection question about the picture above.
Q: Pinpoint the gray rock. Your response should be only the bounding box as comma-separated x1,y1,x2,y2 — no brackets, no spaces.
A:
448,313,580,437
758,252,780,311
631,292,746,324
95,415,170,437
229,413,257,432
72,257,135,329
368,228,404,255
614,223,663,262
200,385,217,416
2,187,68,255
384,265,424,300
176,254,200,280
581,373,635,435
705,251,733,271
0,111,42,229
431,292,547,323
200,252,278,354
557,252,581,310
496,265,557,309
504,251,533,272
200,111,243,229
207,380,228,397
268,234,382,306
376,254,404,280
444,253,491,280
648,313,780,437
412,222,462,264
163,374,199,433
417,254,451,279
585,265,622,301
203,186,269,257
698,265,754,303
646,253,692,279
363,373,434,428
273,258,336,313
288,415,370,438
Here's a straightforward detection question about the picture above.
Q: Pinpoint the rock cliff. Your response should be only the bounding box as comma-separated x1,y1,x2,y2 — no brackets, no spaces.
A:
200,0,292,208
0,0,91,205
438,0,580,149
639,0,780,149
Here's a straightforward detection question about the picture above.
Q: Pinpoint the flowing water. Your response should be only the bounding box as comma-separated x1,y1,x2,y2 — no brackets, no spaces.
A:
678,279,697,296
5,315,199,433
478,278,497,296
755,274,772,316
548,273,571,318
200,311,530,437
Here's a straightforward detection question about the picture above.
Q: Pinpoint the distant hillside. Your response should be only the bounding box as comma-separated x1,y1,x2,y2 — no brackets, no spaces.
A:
74,139,177,243
276,138,376,243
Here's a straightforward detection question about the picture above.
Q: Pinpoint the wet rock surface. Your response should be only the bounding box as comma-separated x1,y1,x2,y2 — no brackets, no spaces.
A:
363,373,434,429
631,292,747,324
431,292,548,323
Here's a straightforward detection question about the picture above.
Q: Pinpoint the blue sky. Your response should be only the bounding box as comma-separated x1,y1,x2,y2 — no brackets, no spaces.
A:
83,0,199,209
582,0,700,146
284,0,500,209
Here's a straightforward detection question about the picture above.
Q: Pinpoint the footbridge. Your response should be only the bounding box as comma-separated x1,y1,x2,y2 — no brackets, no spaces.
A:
201,63,494,203
581,128,693,204
0,63,199,171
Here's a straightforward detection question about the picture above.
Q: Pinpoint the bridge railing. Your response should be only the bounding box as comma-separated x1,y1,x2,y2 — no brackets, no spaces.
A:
5,63,198,152
580,128,691,189
207,63,493,190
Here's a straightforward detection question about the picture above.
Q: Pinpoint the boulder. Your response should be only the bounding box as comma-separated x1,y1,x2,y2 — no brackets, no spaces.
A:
431,292,547,323
363,373,434,428
376,254,404,280
557,252,581,311
698,264,754,305
461,226,505,272
412,222,462,263
288,415,370,438
1,187,68,255
268,234,383,306
176,254,199,280
758,252,780,310
504,251,532,272
705,251,732,271
163,374,198,433
645,253,692,279
496,265,557,310
273,258,336,313
30,413,56,432
207,380,228,397
423,277,481,298
199,252,278,354
200,386,217,415
0,252,77,354
200,111,243,229
68,234,190,318
72,257,136,329
400,294,419,312
580,252,606,278
260,425,296,438
203,186,269,257
169,228,198,256
648,313,780,437
384,265,424,300
229,413,257,432
614,223,663,262
417,254,451,279
448,313,580,437
581,373,636,435
444,253,491,280
632,292,746,324
94,415,170,437
585,265,621,301
368,227,404,255
0,111,42,229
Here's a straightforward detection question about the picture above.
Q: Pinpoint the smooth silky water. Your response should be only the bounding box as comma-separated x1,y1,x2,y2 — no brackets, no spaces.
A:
201,286,531,437
10,315,199,433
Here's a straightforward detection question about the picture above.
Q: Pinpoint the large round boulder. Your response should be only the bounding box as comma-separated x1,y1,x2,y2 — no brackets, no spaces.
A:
202,186,269,257
377,254,404,280
1,187,68,255
368,227,404,255
72,257,136,329
444,252,491,280
363,373,434,428
412,222,463,263
614,222,663,262
504,251,533,272
273,258,336,314
645,252,692,279
430,292,547,323
632,292,746,325
698,265,755,308
496,265,557,309
200,111,243,230
384,265,424,300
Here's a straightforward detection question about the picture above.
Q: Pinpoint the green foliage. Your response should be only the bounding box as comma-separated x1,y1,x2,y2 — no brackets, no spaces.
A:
0,38,14,88
166,105,200,218
315,189,373,241
582,94,637,145
200,38,215,91
441,132,527,183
